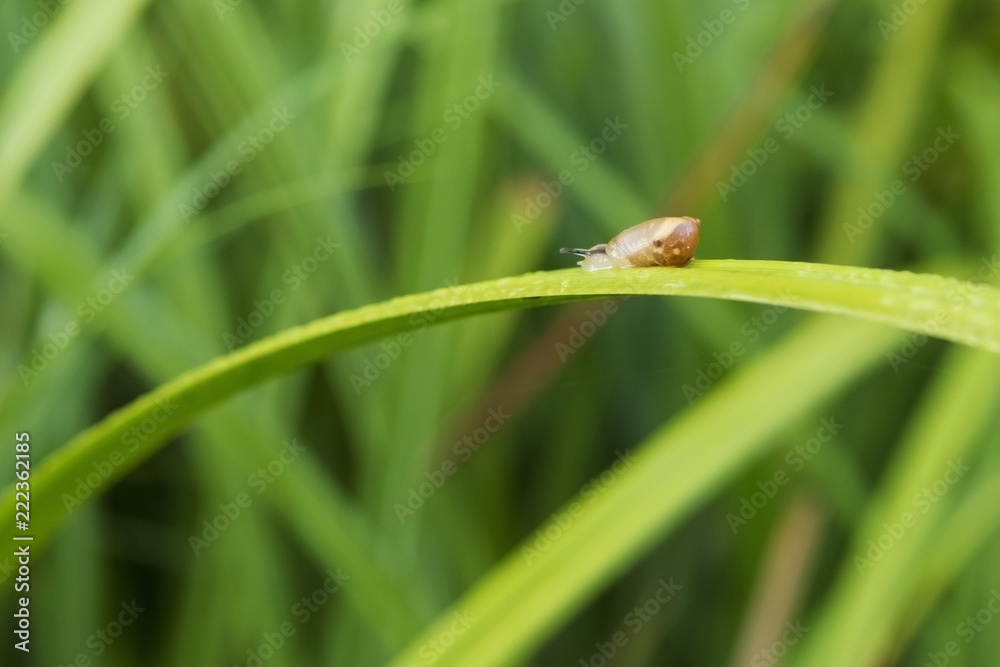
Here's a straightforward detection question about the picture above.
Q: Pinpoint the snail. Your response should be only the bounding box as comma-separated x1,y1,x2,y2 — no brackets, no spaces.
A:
560,216,701,271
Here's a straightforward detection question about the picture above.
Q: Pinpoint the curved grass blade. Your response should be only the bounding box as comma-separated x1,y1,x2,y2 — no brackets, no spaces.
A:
3,260,999,551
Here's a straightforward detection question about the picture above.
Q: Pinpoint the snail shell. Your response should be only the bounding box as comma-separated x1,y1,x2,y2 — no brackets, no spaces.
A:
560,217,700,272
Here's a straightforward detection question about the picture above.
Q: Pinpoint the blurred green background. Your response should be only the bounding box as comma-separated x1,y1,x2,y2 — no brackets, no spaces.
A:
2,0,1000,665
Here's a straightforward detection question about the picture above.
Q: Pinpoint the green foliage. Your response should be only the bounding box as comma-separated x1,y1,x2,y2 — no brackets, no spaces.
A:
1,0,999,665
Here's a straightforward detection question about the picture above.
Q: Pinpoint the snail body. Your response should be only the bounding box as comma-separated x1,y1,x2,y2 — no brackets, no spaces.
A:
560,216,701,272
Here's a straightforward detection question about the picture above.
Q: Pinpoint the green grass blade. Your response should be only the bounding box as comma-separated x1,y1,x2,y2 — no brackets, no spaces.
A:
791,347,1000,666
4,260,999,553
813,0,957,264
384,315,899,667
0,0,151,211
